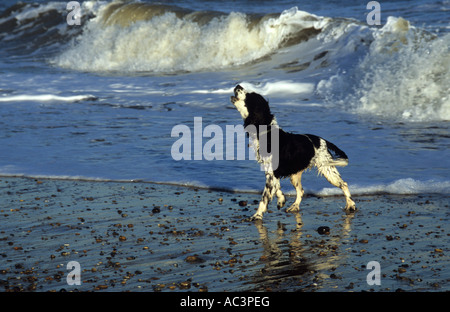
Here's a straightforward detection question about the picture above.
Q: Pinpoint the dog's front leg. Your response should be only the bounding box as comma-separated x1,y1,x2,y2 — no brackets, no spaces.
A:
276,189,286,209
250,173,279,221
250,200,268,221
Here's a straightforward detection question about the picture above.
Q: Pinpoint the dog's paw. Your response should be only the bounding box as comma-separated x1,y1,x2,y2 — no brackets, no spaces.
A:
246,213,263,222
345,204,357,213
286,203,300,213
345,200,357,212
277,199,285,210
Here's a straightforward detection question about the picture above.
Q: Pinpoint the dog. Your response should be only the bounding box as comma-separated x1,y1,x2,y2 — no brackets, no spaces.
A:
230,85,356,221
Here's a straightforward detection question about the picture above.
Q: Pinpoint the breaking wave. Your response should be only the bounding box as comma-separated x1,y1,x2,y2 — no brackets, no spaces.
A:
53,2,323,73
1,0,448,121
317,17,450,122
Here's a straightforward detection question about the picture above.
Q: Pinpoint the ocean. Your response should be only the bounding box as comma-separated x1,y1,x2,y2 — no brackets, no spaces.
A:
0,0,449,197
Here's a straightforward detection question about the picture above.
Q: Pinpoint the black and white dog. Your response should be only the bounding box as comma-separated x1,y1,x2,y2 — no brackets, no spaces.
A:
230,85,356,221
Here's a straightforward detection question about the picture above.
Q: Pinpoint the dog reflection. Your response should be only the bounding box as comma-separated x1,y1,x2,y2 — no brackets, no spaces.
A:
247,212,354,291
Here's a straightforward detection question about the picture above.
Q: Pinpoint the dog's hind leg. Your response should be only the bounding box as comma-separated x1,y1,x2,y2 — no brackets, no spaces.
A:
318,165,356,211
251,173,280,221
286,170,304,213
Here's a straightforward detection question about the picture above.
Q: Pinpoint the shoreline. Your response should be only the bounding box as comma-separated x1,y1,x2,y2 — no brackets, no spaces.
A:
0,176,448,292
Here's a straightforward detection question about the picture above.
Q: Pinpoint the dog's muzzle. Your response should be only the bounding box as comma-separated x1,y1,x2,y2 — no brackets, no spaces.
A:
231,85,244,105
234,85,244,94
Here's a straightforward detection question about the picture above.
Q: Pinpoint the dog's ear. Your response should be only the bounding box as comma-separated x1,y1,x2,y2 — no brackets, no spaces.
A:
243,93,274,128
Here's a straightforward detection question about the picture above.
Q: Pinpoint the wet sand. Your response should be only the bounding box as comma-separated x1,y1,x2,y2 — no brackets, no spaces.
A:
0,176,448,292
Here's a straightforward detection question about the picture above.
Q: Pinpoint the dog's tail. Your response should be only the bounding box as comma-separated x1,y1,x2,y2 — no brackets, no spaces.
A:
305,134,349,167
324,139,349,167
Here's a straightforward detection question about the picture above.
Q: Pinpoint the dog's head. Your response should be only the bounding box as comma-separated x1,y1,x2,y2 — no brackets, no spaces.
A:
230,85,273,127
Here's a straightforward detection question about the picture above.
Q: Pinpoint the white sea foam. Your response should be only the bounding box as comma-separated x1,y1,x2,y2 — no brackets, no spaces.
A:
239,81,315,96
316,178,450,196
192,80,314,96
0,94,96,102
317,17,450,122
12,2,66,22
1,168,448,196
54,6,323,73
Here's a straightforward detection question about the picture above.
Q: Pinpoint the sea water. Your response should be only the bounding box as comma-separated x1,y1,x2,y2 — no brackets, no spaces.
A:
0,0,449,196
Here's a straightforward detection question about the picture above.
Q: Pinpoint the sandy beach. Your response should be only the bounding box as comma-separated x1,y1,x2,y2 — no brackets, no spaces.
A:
0,176,448,293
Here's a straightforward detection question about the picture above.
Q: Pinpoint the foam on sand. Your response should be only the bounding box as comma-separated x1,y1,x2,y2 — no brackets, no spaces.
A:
317,178,450,196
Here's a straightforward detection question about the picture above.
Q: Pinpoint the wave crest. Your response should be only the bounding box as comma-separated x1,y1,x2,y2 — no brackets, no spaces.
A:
54,3,322,73
317,17,450,122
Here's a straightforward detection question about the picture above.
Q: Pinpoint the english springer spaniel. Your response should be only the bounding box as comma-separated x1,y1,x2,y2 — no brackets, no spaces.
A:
230,85,356,221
